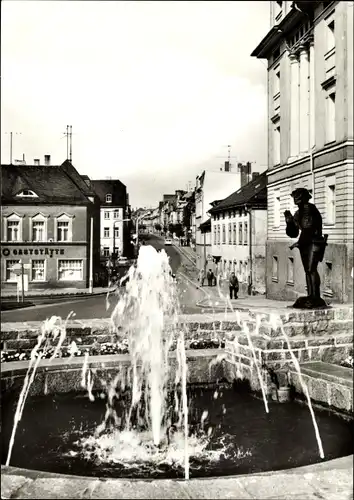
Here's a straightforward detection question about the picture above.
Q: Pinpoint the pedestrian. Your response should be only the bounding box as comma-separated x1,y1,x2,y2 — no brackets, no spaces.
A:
207,269,214,287
229,272,239,299
199,269,205,286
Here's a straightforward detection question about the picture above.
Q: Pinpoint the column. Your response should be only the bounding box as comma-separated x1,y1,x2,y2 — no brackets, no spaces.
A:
309,39,315,149
289,53,300,158
299,44,310,153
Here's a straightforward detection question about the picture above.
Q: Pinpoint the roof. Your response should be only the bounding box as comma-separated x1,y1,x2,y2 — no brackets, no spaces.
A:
199,218,211,232
209,171,268,214
251,7,303,59
91,179,127,207
1,163,92,205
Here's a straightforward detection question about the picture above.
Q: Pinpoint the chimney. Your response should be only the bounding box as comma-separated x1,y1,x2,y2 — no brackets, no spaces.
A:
34,159,40,166
44,154,51,166
224,160,230,172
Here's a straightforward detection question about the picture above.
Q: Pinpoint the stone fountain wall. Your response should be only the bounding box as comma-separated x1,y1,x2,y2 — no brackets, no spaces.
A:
1,307,353,412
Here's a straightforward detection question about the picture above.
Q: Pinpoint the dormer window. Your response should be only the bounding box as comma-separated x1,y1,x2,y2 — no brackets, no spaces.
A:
16,189,38,198
106,194,112,203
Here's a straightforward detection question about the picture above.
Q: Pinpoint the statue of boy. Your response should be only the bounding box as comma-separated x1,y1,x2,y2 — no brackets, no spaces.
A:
284,188,328,309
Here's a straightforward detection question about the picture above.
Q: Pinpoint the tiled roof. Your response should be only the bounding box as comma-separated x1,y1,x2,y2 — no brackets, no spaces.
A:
91,179,127,207
209,171,267,214
1,163,91,205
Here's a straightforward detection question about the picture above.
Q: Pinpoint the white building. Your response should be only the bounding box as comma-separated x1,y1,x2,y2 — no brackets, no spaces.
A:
91,180,129,262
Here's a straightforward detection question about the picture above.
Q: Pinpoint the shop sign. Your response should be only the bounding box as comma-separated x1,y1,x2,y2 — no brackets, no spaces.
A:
2,247,65,258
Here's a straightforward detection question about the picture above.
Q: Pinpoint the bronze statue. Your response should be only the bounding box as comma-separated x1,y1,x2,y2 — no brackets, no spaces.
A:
284,188,328,309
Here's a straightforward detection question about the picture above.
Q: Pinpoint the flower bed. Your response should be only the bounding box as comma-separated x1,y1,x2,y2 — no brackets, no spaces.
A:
0,338,226,363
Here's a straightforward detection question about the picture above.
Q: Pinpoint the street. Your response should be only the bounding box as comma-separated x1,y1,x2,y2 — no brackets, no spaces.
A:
1,236,205,323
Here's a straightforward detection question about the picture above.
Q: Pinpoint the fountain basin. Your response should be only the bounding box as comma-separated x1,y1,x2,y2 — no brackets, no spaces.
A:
1,353,353,482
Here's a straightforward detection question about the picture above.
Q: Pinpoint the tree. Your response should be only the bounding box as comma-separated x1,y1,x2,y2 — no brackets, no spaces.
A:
173,223,184,237
154,223,162,231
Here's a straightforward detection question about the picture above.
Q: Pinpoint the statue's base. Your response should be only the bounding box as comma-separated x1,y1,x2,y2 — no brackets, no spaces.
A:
290,296,329,310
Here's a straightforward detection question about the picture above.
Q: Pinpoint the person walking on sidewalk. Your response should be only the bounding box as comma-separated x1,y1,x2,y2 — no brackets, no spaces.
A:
229,272,239,299
207,269,214,287
198,269,205,286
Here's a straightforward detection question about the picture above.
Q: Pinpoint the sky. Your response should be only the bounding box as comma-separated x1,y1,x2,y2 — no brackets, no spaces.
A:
1,1,270,208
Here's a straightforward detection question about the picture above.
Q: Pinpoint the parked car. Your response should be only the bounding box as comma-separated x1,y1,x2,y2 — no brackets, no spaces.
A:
164,238,172,246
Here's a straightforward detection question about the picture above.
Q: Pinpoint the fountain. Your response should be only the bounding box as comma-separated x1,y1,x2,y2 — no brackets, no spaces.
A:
1,245,353,495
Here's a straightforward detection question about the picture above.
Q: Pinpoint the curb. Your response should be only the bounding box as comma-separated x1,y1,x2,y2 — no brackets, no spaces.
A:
1,291,109,301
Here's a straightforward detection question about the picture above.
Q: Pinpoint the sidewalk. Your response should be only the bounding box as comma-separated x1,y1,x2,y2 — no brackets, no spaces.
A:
1,287,110,299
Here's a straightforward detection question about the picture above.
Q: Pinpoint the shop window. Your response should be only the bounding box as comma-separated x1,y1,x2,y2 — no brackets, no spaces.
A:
287,257,294,285
104,227,110,238
5,260,20,282
272,256,279,282
104,211,110,219
106,194,112,203
31,260,45,281
58,260,83,281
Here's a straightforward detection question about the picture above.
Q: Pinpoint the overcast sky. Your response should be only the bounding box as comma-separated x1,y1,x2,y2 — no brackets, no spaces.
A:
1,1,269,208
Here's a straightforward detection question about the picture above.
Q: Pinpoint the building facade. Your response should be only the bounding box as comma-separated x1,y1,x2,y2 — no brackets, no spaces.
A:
252,0,353,303
1,160,100,290
209,172,268,294
195,162,258,271
91,180,129,263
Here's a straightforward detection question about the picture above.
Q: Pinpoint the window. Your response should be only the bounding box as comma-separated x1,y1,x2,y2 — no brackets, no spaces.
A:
287,257,294,284
31,260,45,281
57,221,69,242
55,214,73,242
228,223,232,244
114,210,120,219
233,223,237,245
274,191,281,228
16,189,38,198
272,256,279,282
213,226,217,245
222,225,226,244
106,194,112,203
244,221,248,245
104,211,110,219
218,225,221,244
273,122,281,166
324,261,333,295
104,227,110,238
326,91,336,143
7,220,20,241
32,221,45,242
326,14,335,53
325,175,336,225
58,260,83,281
274,66,280,96
103,247,110,257
114,227,119,238
238,222,243,245
5,260,20,282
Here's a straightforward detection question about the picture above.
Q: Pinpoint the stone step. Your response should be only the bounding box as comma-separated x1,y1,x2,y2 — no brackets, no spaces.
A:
299,361,353,388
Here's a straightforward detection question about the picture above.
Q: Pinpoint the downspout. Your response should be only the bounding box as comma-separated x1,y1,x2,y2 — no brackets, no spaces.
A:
246,205,253,296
